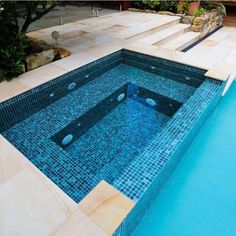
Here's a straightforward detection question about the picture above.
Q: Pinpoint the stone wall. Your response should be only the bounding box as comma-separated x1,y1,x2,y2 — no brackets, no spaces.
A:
191,10,224,36
27,49,56,71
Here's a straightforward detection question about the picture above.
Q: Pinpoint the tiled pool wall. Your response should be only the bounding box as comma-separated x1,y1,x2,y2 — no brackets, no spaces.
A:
0,49,205,133
122,50,204,88
114,77,225,236
0,50,123,133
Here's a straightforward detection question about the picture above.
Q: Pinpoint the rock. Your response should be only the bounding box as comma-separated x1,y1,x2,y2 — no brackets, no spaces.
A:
128,8,158,14
27,49,56,71
193,15,208,25
176,13,184,17
157,11,175,16
181,15,194,24
128,8,140,12
25,37,70,71
190,9,224,34
55,48,71,59
26,37,54,55
191,24,203,32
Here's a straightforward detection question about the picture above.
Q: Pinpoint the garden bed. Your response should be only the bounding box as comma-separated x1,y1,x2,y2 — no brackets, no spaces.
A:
128,1,225,36
0,1,71,82
0,38,70,82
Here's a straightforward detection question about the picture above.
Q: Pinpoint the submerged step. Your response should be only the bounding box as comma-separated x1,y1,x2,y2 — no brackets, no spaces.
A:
139,23,190,46
52,83,182,149
161,31,201,51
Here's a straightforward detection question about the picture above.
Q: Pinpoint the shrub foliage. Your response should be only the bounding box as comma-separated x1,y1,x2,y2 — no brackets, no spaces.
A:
0,1,59,80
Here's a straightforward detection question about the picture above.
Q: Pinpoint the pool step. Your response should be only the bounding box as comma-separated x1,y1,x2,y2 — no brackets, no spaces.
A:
126,17,180,41
139,24,190,46
160,31,201,51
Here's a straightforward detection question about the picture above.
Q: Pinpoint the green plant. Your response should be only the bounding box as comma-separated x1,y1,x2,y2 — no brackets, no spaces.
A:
177,0,191,14
0,33,28,79
169,1,179,13
159,1,169,11
193,7,208,17
182,0,191,14
200,1,213,10
218,3,226,16
0,1,61,80
142,0,160,10
140,0,179,13
0,1,19,37
133,1,142,9
0,2,29,79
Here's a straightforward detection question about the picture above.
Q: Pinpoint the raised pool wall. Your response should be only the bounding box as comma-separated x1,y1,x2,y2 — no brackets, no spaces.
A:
114,74,225,236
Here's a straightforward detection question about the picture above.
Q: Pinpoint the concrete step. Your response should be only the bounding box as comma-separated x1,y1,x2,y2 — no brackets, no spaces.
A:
139,23,190,46
160,31,201,51
126,17,180,40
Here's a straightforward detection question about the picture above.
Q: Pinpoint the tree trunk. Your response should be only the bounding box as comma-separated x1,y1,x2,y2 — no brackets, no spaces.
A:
21,18,32,33
20,2,59,33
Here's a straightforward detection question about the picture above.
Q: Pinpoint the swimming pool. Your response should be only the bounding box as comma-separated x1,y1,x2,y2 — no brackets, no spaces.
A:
133,82,236,236
0,50,225,234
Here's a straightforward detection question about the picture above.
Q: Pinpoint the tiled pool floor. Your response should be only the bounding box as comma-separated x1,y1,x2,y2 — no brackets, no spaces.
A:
66,99,169,200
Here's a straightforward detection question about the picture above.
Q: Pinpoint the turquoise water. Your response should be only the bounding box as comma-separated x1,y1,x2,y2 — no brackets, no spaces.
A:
133,82,236,236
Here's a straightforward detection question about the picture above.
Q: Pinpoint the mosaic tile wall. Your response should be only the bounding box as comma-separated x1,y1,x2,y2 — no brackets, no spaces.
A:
0,50,123,133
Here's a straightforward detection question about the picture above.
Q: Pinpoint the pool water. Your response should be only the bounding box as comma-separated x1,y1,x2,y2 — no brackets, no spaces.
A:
133,82,236,236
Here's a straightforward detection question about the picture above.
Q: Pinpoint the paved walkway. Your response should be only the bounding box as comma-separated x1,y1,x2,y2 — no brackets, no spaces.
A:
28,11,180,53
27,11,236,81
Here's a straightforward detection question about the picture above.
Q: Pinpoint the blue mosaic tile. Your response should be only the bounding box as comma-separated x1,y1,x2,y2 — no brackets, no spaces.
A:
0,49,224,235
